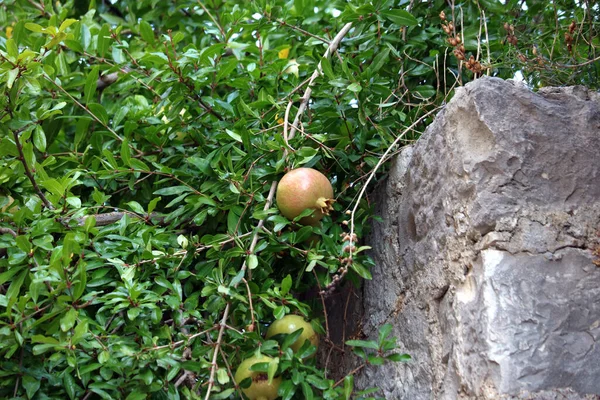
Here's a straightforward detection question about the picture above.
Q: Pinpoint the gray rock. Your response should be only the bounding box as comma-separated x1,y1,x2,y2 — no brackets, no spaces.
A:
341,77,600,399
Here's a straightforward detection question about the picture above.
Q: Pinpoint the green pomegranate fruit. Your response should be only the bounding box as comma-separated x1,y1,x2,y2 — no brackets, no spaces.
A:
234,355,281,400
276,168,334,226
266,315,319,353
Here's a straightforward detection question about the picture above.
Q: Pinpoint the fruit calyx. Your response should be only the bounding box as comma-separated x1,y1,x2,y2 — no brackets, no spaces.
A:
315,197,335,215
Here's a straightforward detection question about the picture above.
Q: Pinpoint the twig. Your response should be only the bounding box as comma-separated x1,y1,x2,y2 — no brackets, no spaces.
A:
219,346,244,399
312,270,329,340
482,10,491,75
287,23,353,143
43,76,128,146
242,278,257,334
333,363,366,387
283,100,294,151
10,128,54,210
147,326,218,352
278,20,331,45
0,227,17,237
203,21,354,400
26,0,48,16
197,0,227,40
73,211,160,227
555,54,600,68
175,370,194,388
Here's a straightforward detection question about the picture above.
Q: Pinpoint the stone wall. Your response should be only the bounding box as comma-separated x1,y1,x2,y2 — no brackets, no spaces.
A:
338,77,600,399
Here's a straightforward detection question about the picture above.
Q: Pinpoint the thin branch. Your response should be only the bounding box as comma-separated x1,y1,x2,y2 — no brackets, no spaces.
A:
287,23,353,143
146,326,218,352
242,278,257,334
333,364,366,387
0,227,17,238
43,76,126,144
11,128,54,210
278,20,331,45
482,10,491,75
203,21,354,400
554,54,600,68
26,0,48,16
197,0,227,40
218,346,244,399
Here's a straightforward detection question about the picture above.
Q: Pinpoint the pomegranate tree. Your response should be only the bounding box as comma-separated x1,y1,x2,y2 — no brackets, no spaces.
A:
275,168,334,225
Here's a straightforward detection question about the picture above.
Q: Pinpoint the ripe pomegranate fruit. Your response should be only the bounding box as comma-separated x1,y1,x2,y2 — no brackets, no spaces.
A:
266,315,319,353
234,355,281,400
276,168,334,226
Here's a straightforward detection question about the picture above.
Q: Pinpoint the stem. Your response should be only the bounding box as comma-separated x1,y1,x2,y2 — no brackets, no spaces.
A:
43,76,143,157
11,128,54,210
0,227,17,237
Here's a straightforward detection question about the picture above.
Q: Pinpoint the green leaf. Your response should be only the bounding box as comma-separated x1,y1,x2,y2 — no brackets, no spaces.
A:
61,308,78,332
72,262,87,301
343,374,354,400
305,374,329,390
278,380,296,400
41,179,65,197
85,66,99,105
6,38,18,59
98,350,110,364
33,125,47,152
97,24,111,57
320,56,335,80
301,381,314,400
247,254,258,270
281,275,292,296
386,353,411,362
267,358,279,384
6,67,19,89
121,138,131,167
126,392,148,400
25,23,44,33
63,372,79,400
22,374,41,399
72,320,89,345
139,21,155,45
345,339,379,350
380,9,419,27
225,129,242,143
6,269,27,304
59,19,78,32
367,48,390,77
281,328,303,351
347,82,362,93
273,305,286,320
154,186,194,196
88,103,109,125
147,197,161,214
217,368,229,385
351,261,372,280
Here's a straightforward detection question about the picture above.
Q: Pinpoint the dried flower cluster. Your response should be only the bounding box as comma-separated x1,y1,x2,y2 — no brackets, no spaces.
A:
440,10,485,74
504,22,518,46
565,20,577,53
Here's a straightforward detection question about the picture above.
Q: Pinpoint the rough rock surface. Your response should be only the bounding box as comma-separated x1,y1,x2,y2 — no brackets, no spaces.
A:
342,78,600,399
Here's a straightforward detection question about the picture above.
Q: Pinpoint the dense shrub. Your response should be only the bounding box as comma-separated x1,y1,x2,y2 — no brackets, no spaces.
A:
0,0,597,398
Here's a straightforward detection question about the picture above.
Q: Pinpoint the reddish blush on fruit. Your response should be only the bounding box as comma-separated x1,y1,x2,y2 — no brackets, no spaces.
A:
276,168,334,226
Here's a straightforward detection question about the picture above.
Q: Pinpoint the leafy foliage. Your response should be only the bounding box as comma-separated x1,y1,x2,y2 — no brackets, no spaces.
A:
0,0,597,399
